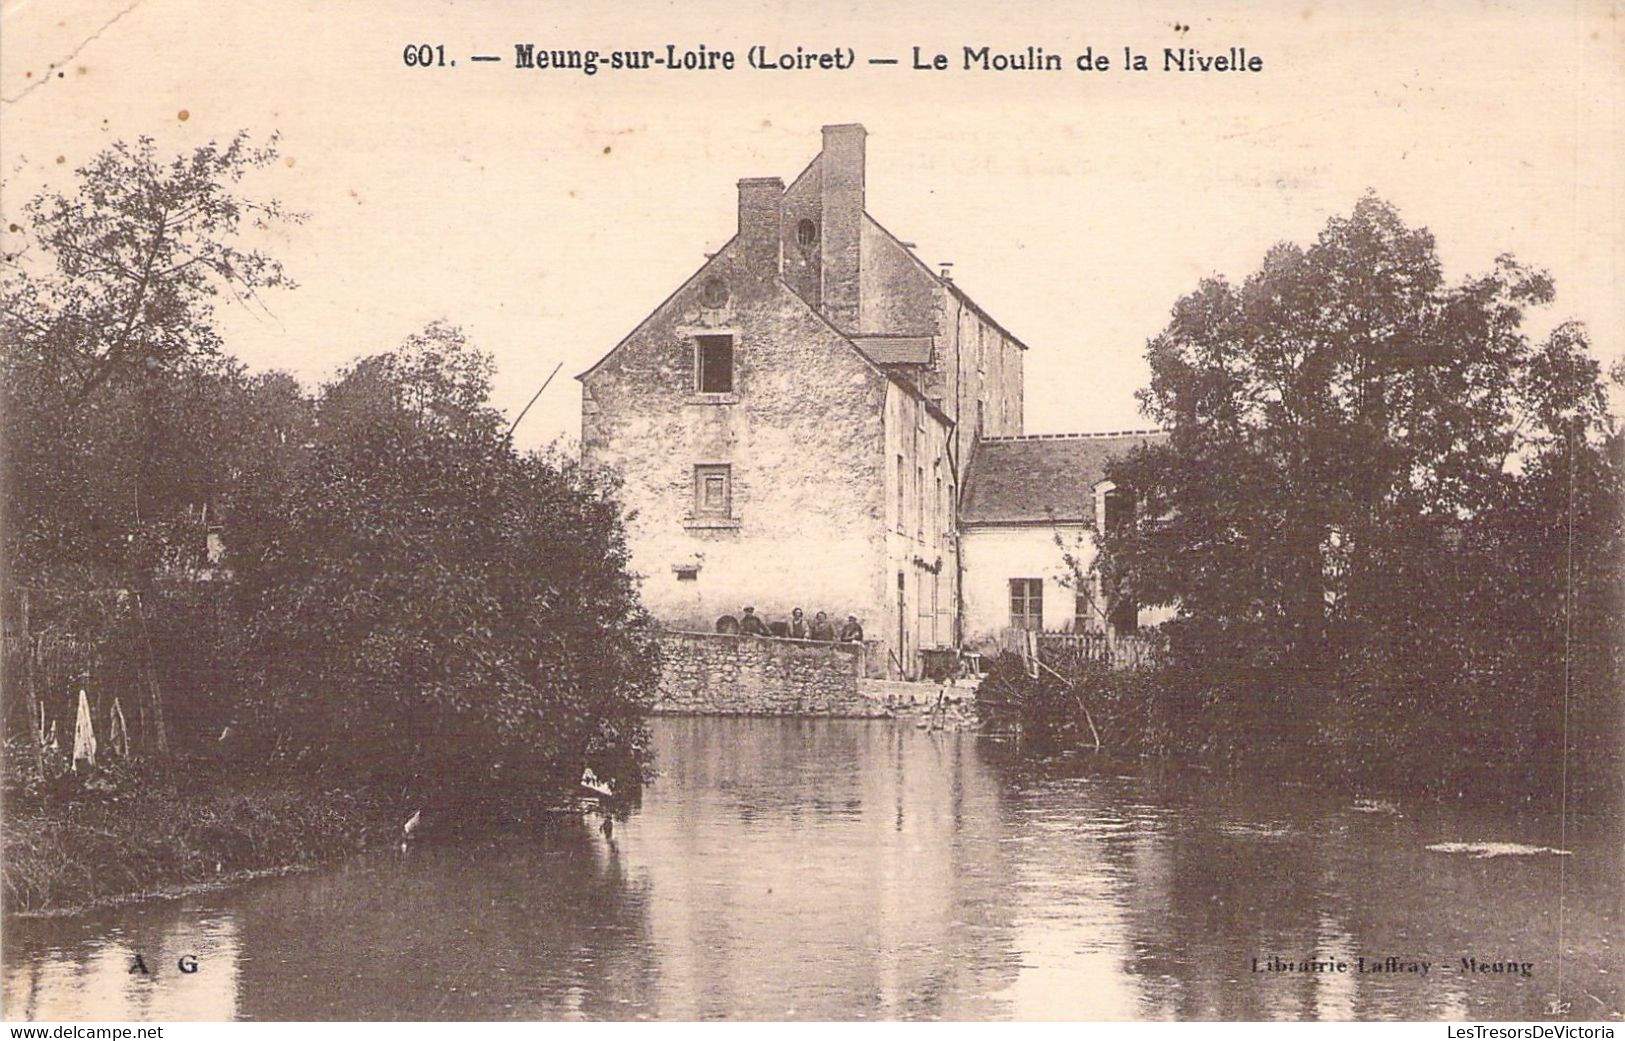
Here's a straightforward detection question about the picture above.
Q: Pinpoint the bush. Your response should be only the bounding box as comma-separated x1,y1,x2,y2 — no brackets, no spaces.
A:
231,325,659,811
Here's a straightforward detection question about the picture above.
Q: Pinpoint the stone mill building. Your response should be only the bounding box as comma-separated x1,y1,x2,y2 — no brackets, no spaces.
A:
579,123,1155,679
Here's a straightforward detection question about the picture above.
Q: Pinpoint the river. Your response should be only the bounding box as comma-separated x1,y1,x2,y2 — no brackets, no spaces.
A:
3,718,1619,1021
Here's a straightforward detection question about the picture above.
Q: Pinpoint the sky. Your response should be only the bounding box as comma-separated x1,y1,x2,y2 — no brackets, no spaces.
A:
2,0,1621,451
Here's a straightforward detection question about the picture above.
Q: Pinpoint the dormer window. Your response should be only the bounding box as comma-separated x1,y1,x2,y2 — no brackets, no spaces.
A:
1094,480,1136,534
695,335,734,393
1103,487,1134,533
796,219,819,251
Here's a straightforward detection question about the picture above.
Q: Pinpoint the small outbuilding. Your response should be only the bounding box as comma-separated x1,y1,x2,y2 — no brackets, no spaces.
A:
958,431,1171,655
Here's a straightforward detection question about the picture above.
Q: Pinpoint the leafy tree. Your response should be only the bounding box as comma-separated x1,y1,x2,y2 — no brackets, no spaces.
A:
3,140,658,809
1098,194,1619,782
235,323,657,809
2,133,297,402
2,133,299,596
1,134,303,761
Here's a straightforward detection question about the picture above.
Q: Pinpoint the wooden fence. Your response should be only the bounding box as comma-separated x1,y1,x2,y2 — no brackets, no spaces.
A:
1020,629,1166,671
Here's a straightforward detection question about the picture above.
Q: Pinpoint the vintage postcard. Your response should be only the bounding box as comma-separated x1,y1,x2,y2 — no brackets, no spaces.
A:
1,0,1621,1026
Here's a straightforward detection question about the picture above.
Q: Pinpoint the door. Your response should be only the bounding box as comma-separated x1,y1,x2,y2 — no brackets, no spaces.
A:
896,570,907,679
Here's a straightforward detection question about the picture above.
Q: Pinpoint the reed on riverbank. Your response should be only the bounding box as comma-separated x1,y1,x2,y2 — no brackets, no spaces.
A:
1,756,394,916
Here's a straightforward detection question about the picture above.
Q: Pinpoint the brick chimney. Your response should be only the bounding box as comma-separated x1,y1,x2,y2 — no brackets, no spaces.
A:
819,123,865,330
737,177,784,284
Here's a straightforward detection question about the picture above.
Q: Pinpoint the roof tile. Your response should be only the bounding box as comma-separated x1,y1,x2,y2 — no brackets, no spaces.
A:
960,432,1168,525
852,336,934,365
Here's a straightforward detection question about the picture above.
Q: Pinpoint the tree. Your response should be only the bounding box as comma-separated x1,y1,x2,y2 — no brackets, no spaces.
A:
2,133,300,592
2,133,298,403
1,135,301,761
235,323,658,809
2,139,658,806
1098,194,1619,780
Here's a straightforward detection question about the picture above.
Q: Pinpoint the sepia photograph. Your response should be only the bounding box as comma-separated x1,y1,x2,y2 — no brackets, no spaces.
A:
0,0,1621,1026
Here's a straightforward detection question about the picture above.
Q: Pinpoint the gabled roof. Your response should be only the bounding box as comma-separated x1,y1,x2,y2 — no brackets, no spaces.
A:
960,431,1168,526
863,215,1030,352
575,237,737,382
851,335,933,365
573,243,955,432
788,284,955,429
578,137,1029,396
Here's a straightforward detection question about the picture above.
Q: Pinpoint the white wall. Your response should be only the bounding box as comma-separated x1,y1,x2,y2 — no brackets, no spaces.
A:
959,524,1094,652
959,523,1175,653
882,382,957,674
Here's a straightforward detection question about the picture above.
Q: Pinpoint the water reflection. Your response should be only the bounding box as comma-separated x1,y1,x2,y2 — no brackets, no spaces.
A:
4,719,1619,1021
629,718,1021,1019
5,907,240,1021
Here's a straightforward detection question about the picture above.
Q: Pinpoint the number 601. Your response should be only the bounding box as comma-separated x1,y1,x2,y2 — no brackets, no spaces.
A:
403,44,447,67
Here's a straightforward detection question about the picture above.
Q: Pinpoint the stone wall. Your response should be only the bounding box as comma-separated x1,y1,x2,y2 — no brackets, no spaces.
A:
856,217,1027,471
653,630,887,717
578,123,1030,672
578,234,891,640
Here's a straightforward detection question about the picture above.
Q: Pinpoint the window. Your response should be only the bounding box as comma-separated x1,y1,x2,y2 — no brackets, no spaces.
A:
896,454,906,534
931,573,940,645
796,219,819,251
694,464,731,517
675,566,699,582
695,335,733,394
1103,487,1135,533
916,465,925,539
934,468,943,543
1009,578,1043,631
1074,589,1094,632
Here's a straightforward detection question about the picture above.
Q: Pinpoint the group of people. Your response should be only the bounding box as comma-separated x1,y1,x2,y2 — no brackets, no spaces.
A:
717,606,865,643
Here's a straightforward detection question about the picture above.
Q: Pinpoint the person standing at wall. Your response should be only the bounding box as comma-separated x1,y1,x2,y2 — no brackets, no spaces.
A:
789,608,810,639
809,611,836,641
839,615,865,643
739,607,769,637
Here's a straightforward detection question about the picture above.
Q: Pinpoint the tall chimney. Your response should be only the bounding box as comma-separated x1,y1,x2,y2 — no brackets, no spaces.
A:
737,177,784,285
819,124,865,330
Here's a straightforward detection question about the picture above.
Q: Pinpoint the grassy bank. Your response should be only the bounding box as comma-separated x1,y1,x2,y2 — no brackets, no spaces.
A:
2,761,396,916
